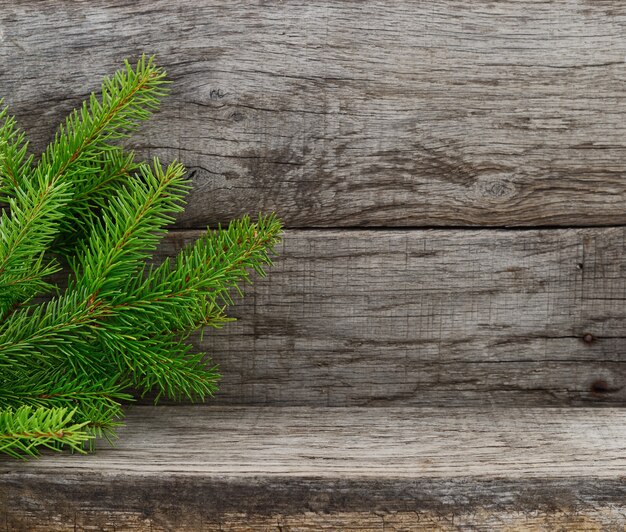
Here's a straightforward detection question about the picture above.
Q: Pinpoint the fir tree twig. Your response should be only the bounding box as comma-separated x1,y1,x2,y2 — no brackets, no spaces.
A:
0,56,282,458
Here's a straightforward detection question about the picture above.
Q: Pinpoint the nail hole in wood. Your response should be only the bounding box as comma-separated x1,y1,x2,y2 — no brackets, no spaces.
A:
582,333,594,344
590,379,611,395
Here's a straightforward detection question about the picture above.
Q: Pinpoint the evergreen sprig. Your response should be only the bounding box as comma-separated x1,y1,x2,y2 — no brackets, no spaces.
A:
0,56,282,459
0,406,93,459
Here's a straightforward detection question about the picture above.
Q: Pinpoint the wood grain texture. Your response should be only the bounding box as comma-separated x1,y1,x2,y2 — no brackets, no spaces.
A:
2,406,626,530
150,227,626,406
1,1,626,227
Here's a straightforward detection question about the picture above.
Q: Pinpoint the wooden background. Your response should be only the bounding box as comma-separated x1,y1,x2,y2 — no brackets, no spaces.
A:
1,0,625,406
3,1,626,529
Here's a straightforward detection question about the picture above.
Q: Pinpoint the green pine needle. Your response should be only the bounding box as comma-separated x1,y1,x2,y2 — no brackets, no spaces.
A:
0,55,282,458
0,406,92,459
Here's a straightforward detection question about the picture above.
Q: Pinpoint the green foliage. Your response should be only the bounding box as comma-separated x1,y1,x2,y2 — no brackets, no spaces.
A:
0,56,282,459
0,406,92,459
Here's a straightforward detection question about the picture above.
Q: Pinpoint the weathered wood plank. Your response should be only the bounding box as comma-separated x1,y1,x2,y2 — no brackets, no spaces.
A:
2,1,626,227
2,406,626,529
147,227,626,406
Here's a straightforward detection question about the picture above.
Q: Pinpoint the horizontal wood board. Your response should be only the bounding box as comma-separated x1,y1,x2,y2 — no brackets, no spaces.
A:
1,1,626,227
2,406,626,530
144,227,626,406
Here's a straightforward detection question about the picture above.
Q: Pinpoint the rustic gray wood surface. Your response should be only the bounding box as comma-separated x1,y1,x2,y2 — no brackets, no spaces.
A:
151,227,626,406
2,1,626,529
1,1,626,227
2,406,626,530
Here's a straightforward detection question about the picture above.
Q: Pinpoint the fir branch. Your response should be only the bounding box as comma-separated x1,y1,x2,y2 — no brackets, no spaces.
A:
89,215,281,399
117,214,283,337
0,160,188,374
0,375,126,450
72,159,188,298
73,149,137,205
34,55,166,190
33,55,166,256
55,147,139,255
0,292,104,374
0,103,33,200
97,331,220,401
0,171,71,318
0,57,283,459
180,213,283,306
0,369,130,412
0,406,92,459
0,56,166,317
